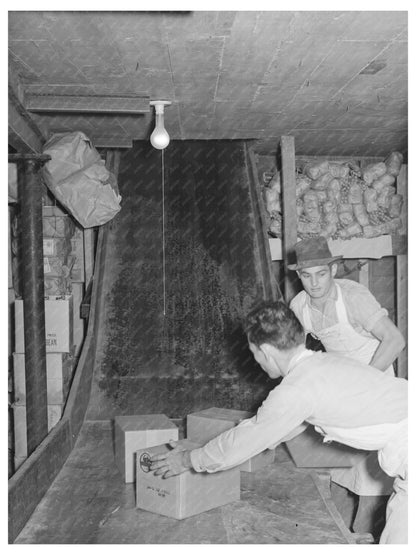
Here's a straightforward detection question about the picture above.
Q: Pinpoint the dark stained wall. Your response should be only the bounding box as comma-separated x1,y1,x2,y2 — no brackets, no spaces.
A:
87,140,277,420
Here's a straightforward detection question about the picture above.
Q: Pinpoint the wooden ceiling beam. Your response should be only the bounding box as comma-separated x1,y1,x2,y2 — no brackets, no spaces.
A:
8,86,46,154
25,93,151,114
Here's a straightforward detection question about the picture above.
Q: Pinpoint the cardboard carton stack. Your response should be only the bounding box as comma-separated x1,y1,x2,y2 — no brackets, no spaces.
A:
43,206,86,357
119,406,274,521
12,296,74,470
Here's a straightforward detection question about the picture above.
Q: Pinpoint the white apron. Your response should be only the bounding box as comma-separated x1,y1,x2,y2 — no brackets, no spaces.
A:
314,419,407,543
301,284,394,496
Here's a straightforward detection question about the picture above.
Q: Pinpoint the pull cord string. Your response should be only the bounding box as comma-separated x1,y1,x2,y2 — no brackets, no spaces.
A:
162,148,166,316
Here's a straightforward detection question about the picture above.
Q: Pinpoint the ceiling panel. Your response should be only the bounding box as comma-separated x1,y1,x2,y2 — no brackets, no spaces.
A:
8,10,408,156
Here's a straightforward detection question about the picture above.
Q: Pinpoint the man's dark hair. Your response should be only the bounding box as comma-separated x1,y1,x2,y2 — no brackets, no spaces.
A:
244,301,305,350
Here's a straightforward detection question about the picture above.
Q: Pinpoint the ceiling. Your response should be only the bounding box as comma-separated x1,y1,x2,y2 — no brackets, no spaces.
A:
8,11,408,156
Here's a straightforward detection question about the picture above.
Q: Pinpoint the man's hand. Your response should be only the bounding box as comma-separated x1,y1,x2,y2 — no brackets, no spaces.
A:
149,440,193,479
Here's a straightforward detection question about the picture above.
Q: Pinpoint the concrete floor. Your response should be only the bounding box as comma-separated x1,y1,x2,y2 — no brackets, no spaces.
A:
15,420,355,544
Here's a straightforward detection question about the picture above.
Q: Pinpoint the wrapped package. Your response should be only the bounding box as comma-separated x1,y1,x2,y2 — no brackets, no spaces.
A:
42,131,122,228
265,186,281,214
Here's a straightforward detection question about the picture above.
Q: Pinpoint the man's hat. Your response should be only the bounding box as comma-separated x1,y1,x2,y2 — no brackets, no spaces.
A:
287,237,343,271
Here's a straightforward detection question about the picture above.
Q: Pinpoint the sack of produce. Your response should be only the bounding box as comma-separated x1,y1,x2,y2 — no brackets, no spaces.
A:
311,172,332,191
328,163,349,179
377,185,395,210
389,194,403,218
347,183,363,205
303,191,321,222
327,179,341,204
353,204,370,227
304,160,330,180
338,222,362,238
364,189,378,212
296,175,312,198
372,173,396,193
385,151,404,177
362,162,387,185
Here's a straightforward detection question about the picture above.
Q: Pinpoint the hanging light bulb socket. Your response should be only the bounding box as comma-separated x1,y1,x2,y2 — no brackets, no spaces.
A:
149,100,172,150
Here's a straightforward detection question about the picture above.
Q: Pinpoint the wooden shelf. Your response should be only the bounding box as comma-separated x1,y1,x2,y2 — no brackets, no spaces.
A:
269,234,407,261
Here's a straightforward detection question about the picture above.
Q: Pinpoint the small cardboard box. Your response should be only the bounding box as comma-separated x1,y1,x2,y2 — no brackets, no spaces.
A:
15,296,74,353
13,352,73,405
13,403,64,458
136,439,240,519
187,407,275,472
115,414,179,483
285,426,368,468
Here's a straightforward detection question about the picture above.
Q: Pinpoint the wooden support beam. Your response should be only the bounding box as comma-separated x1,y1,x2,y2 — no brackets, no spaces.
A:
8,88,46,154
246,145,281,301
25,93,150,114
396,164,408,378
280,136,298,302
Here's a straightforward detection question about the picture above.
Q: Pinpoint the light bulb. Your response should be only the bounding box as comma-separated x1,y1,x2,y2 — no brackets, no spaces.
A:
150,112,170,150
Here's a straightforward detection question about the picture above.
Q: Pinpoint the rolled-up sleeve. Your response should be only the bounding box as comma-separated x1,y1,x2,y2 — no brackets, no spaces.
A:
190,384,313,473
345,285,388,332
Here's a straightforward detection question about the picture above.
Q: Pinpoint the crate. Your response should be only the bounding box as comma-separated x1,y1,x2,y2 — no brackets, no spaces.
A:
115,414,179,483
136,439,240,519
187,407,275,472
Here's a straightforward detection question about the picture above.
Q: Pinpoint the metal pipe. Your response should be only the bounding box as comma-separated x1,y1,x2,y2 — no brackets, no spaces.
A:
10,153,50,455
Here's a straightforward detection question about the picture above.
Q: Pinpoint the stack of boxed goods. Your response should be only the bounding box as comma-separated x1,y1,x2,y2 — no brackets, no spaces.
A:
13,296,74,470
43,205,85,356
124,407,273,520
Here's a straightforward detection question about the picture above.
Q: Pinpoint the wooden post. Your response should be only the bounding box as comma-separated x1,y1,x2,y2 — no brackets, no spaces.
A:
396,165,408,378
10,153,50,456
280,136,297,302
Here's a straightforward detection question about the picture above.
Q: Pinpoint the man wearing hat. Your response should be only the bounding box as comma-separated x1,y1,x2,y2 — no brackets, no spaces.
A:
288,236,405,535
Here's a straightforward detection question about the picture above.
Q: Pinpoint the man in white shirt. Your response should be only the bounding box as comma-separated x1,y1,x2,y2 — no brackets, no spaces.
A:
150,301,407,544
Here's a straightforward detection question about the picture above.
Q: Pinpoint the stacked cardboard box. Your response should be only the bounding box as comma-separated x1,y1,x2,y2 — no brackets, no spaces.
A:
136,439,240,519
115,414,179,483
187,407,275,472
13,296,74,469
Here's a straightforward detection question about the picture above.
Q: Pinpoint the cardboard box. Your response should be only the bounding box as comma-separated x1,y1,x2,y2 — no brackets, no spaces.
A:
13,352,73,405
187,407,275,472
115,414,179,483
13,404,63,458
285,426,368,468
42,207,75,238
15,296,74,353
136,439,240,519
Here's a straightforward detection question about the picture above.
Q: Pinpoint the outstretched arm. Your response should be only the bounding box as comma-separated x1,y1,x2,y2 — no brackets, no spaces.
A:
369,316,405,371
